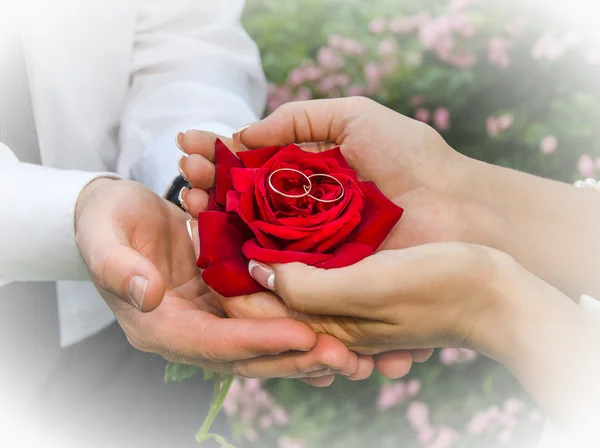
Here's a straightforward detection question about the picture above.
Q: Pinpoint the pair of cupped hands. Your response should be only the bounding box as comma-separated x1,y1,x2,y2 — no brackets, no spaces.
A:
75,97,514,386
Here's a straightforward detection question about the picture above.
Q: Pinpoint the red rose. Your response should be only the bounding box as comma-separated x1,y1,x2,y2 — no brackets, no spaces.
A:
197,139,403,297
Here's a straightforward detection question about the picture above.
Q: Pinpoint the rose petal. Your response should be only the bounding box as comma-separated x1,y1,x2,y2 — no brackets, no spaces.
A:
242,239,333,265
314,243,374,269
215,139,243,206
347,181,403,250
197,211,262,297
231,168,259,193
238,146,283,168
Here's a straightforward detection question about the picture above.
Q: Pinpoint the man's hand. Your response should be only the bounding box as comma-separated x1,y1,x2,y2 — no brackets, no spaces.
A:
73,178,367,381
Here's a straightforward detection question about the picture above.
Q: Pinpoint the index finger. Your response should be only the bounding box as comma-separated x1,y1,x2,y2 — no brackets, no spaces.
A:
237,97,377,148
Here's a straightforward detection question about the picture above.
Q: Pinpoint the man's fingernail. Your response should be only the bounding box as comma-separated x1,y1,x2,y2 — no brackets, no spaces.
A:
176,132,188,156
248,260,276,291
128,275,148,310
178,156,188,181
178,187,190,213
233,122,255,146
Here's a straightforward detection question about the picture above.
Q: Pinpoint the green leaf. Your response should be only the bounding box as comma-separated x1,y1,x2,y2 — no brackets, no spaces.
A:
164,362,201,383
203,369,215,381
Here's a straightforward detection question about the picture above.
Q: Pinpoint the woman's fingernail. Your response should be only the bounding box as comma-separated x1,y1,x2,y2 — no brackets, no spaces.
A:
178,156,188,181
186,219,194,242
233,122,255,146
178,187,190,213
128,275,148,310
248,260,276,291
176,132,188,156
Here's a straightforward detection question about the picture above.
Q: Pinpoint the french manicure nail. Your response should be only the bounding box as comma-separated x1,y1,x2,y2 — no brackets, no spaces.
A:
178,187,190,213
233,122,255,146
178,156,188,181
248,260,276,291
186,219,194,242
128,275,148,310
176,132,188,156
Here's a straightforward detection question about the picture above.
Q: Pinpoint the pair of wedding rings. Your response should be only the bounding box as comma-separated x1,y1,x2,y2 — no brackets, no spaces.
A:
268,168,345,203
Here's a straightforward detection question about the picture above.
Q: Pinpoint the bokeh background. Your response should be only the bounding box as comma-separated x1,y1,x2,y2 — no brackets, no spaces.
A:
176,0,600,447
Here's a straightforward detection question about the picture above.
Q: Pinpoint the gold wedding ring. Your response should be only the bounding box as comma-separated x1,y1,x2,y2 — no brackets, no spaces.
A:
267,168,345,203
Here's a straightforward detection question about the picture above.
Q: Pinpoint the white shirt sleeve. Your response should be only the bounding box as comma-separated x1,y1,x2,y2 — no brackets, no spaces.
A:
117,0,267,196
0,142,119,284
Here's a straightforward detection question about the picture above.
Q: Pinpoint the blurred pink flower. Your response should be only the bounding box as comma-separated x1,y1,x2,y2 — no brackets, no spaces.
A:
267,84,291,112
487,117,500,137
415,108,431,123
578,154,595,178
346,85,366,97
539,135,558,154
439,348,459,366
451,51,477,68
430,426,459,448
489,36,511,68
303,65,322,81
318,75,339,94
271,406,289,426
317,47,345,71
406,378,421,396
342,38,366,56
433,108,451,131
336,73,351,88
377,381,407,411
245,378,261,393
532,34,565,61
407,401,430,430
378,38,397,57
497,114,514,130
419,16,451,50
410,95,425,107
468,411,492,435
288,68,305,86
369,17,387,34
294,86,313,102
328,34,344,48
258,415,273,431
223,394,238,417
417,425,435,445
278,436,306,448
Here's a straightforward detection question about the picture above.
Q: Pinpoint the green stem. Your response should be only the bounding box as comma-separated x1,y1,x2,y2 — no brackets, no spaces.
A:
195,375,235,444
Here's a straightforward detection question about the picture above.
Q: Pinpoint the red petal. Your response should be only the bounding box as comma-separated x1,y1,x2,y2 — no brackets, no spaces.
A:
314,243,374,269
238,146,283,168
197,211,262,297
347,182,403,250
231,168,258,193
242,239,332,265
215,139,242,206
318,146,351,169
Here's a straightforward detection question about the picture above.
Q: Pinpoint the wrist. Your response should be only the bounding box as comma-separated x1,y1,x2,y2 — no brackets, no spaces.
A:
75,178,119,231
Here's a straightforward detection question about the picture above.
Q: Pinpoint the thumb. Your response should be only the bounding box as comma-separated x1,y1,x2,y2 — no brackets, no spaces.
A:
235,97,373,148
247,258,387,318
85,242,165,313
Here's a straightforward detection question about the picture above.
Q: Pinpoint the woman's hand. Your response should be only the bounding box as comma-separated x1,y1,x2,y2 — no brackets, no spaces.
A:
243,242,518,356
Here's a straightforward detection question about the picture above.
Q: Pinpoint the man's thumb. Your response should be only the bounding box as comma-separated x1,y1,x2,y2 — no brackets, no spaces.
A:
89,244,165,312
